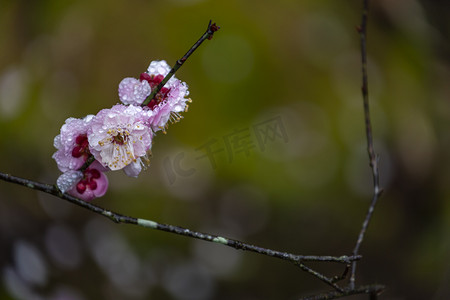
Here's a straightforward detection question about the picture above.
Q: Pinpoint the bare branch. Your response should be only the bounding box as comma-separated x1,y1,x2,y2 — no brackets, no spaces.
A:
299,284,385,300
0,171,360,290
296,263,345,293
349,0,383,288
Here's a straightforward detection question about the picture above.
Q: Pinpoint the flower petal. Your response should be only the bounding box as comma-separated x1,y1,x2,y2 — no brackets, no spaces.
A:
57,170,83,193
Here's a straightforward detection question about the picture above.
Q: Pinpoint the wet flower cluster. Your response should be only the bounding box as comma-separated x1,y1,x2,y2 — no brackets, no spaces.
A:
53,61,191,201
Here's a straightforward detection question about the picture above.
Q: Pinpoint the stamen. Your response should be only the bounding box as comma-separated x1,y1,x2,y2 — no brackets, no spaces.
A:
158,126,167,134
141,151,152,169
169,112,183,124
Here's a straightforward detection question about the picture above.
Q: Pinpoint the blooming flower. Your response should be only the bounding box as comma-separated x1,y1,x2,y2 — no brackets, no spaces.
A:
53,115,94,172
88,104,153,171
67,161,109,201
140,60,191,133
54,58,194,200
118,77,151,106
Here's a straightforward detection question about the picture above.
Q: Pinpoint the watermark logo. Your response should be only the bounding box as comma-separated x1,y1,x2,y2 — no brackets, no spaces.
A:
163,116,288,185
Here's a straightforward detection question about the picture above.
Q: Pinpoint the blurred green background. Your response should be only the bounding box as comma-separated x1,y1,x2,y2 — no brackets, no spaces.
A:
1,0,449,299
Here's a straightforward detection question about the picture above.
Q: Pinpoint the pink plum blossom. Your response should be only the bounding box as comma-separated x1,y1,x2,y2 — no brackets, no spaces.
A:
118,77,151,106
53,58,193,198
67,161,109,201
140,60,190,133
53,115,94,172
88,104,153,171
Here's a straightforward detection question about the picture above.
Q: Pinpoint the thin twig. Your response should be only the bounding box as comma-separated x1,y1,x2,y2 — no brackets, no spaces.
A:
296,262,345,293
331,265,350,283
142,20,220,106
299,284,385,300
0,171,360,288
349,0,383,289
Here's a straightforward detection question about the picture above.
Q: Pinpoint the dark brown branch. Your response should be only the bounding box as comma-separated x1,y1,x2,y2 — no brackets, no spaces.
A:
296,262,345,293
299,284,385,300
349,0,383,289
0,171,360,289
